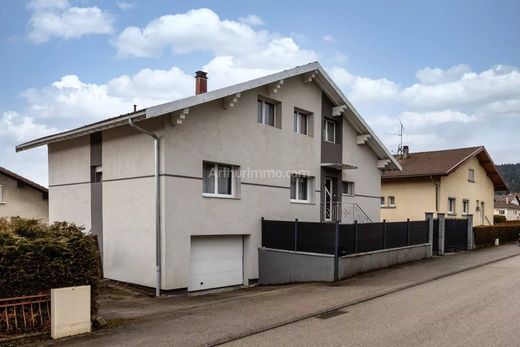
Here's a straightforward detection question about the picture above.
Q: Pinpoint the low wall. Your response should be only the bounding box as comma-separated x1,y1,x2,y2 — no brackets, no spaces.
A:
339,243,431,279
258,248,334,284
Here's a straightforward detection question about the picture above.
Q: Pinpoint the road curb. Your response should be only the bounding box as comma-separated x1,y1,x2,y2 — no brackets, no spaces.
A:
210,250,520,346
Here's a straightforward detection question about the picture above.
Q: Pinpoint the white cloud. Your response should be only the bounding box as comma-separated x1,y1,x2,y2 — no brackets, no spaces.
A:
238,14,264,26
27,0,114,43
116,1,136,10
415,64,471,85
0,111,56,142
322,35,336,44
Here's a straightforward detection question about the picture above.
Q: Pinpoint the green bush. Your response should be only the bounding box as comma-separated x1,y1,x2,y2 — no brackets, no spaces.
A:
0,217,101,316
493,214,507,224
474,223,520,248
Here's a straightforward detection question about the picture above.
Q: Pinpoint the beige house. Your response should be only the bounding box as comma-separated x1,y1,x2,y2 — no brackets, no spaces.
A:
0,167,49,222
381,146,507,226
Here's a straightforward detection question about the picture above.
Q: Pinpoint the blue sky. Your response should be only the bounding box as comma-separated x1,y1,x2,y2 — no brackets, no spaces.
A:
1,0,519,185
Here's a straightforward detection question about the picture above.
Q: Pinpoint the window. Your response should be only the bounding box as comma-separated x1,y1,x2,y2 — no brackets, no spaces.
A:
293,111,308,135
388,196,396,207
203,162,236,197
90,166,102,183
342,181,354,196
290,175,310,202
468,169,475,182
324,119,336,143
463,200,469,214
0,185,4,203
380,196,385,207
448,198,456,214
257,99,276,127
499,210,505,215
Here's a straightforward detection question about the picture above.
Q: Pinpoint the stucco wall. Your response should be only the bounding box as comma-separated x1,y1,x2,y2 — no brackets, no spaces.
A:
440,157,494,226
48,136,91,229
381,179,436,222
0,174,48,221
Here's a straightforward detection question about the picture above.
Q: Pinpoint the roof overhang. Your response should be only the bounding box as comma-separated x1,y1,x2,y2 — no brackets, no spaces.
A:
321,163,358,170
16,62,401,170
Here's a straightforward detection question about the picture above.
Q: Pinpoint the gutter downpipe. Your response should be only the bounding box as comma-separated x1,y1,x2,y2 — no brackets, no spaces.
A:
128,118,161,297
430,175,439,213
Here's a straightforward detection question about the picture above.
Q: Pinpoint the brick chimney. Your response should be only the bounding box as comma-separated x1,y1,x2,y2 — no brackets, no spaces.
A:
195,71,208,95
403,145,410,158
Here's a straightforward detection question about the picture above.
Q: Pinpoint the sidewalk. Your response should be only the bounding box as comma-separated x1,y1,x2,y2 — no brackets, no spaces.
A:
49,244,520,347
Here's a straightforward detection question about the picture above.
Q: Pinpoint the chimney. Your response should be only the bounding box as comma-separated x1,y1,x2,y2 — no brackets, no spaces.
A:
506,197,509,204
195,71,208,95
403,145,410,158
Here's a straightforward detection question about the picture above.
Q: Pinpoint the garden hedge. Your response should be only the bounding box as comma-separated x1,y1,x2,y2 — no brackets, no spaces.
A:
0,217,101,315
474,221,520,248
493,214,507,224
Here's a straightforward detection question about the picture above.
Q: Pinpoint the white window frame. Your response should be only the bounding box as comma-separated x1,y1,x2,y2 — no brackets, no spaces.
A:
499,210,505,215
202,162,236,198
388,196,396,207
380,196,385,207
468,168,475,182
0,185,4,203
257,99,276,127
342,181,354,196
290,175,311,203
324,119,336,143
462,199,469,215
448,197,456,214
294,111,308,135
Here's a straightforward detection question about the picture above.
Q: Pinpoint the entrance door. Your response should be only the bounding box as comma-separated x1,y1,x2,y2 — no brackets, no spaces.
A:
324,177,334,221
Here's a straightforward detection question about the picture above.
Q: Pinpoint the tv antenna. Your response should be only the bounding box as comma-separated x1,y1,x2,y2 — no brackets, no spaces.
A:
385,120,404,154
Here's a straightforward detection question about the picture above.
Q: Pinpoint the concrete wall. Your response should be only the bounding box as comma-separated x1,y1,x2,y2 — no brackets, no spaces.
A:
440,157,494,226
338,243,431,279
0,173,48,222
258,248,334,284
381,179,436,222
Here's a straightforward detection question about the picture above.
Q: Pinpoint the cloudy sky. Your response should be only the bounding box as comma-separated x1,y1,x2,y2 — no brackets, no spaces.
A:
1,0,519,185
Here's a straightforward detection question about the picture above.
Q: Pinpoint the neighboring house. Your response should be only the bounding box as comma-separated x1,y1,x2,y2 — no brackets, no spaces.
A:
381,146,508,226
16,62,400,292
494,194,520,220
0,167,48,222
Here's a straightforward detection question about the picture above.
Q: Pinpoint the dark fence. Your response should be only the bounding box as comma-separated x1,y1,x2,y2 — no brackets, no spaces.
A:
432,219,439,254
445,218,468,252
262,218,430,256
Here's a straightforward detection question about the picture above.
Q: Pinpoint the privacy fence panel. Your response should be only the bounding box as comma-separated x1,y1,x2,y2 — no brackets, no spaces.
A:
445,218,468,252
385,221,408,249
409,221,429,245
338,224,356,255
356,222,385,253
261,219,295,251
297,222,335,254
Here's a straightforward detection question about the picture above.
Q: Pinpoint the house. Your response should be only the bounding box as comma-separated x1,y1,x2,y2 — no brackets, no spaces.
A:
16,62,400,293
494,194,520,220
0,167,48,222
381,146,508,226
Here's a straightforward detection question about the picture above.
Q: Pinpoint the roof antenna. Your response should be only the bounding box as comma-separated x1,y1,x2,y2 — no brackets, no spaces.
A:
385,119,405,154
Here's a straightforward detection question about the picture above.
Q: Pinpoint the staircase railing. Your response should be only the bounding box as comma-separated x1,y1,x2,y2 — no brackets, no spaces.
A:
320,202,373,224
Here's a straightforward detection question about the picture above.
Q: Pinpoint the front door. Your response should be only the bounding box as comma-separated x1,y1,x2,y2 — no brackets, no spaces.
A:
324,177,334,221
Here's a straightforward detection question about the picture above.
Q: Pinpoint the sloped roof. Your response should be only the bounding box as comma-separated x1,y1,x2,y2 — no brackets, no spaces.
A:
0,167,48,193
15,62,400,170
494,200,520,210
382,146,508,191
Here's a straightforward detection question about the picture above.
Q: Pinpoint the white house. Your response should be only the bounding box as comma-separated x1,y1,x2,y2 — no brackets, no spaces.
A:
17,62,400,293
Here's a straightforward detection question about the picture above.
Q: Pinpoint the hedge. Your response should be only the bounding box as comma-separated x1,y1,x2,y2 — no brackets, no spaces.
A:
474,222,520,248
493,214,507,224
0,217,101,316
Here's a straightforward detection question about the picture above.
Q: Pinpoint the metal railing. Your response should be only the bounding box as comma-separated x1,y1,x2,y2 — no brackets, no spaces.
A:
0,293,51,335
320,202,373,224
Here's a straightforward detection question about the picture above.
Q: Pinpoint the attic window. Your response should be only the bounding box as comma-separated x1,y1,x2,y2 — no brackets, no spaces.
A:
468,169,475,183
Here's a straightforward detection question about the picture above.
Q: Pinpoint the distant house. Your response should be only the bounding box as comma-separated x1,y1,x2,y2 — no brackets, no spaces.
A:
381,146,508,226
0,167,48,222
494,193,520,221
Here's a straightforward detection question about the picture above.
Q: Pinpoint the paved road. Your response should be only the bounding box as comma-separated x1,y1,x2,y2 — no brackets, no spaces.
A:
225,255,520,347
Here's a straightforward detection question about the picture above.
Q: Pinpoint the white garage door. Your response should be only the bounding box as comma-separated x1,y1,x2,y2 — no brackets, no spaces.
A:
189,235,243,291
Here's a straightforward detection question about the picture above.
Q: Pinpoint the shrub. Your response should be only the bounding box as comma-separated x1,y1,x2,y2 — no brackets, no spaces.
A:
474,223,520,248
0,217,101,316
494,214,507,224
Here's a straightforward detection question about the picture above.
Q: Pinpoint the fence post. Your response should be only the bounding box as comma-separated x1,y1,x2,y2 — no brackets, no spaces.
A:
383,219,387,249
294,218,298,251
438,213,446,256
425,212,434,257
261,217,264,247
334,221,339,282
406,218,410,246
354,220,358,253
466,214,474,250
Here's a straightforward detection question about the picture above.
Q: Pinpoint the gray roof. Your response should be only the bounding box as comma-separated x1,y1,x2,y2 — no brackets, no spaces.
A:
16,62,400,170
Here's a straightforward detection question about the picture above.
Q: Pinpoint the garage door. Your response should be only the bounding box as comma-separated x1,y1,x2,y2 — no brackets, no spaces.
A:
189,235,243,291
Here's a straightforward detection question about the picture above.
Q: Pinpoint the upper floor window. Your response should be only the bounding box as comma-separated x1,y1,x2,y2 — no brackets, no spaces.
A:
293,111,308,135
468,169,475,182
380,196,385,207
290,175,311,203
498,210,505,215
388,196,396,207
463,199,469,214
91,165,102,183
203,162,237,198
342,181,354,196
257,99,276,127
448,197,456,214
324,119,336,143
0,185,4,203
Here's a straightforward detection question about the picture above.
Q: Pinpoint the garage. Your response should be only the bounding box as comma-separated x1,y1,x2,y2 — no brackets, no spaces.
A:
189,235,244,291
